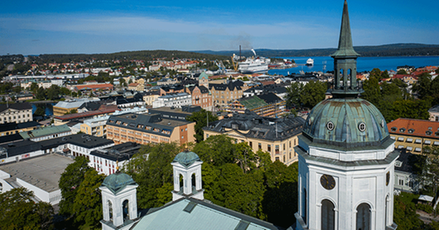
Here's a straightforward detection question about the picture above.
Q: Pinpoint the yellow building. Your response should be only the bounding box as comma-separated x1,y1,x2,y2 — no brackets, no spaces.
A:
387,118,439,154
80,116,108,137
210,81,248,109
106,113,195,145
203,111,305,165
0,121,41,136
143,91,160,106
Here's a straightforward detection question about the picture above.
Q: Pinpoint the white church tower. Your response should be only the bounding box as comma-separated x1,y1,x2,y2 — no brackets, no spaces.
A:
294,1,398,230
172,150,204,201
100,169,139,230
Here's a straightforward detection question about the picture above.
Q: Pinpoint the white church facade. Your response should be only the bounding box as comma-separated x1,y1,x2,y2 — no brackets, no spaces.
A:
294,1,398,229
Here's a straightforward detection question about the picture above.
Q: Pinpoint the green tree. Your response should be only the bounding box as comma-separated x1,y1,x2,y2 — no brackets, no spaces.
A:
299,80,326,109
72,169,105,229
36,87,46,100
13,86,22,94
369,68,382,80
362,76,380,105
125,143,180,209
286,82,302,109
192,135,236,166
393,192,423,230
0,188,54,230
186,109,218,143
59,156,91,217
397,69,408,75
262,161,298,228
413,73,432,100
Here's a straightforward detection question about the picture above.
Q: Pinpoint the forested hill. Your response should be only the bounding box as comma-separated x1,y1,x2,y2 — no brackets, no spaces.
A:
32,50,229,63
195,43,439,57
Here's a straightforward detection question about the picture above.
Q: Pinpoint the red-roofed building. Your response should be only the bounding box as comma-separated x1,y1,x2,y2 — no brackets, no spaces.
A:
54,105,118,125
387,118,439,154
391,74,418,85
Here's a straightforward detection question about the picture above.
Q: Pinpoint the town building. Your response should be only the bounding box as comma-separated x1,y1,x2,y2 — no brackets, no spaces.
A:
53,98,100,116
203,111,305,165
54,104,118,126
394,150,423,193
295,2,397,229
152,93,191,109
159,85,185,96
106,113,195,145
185,85,213,111
210,80,248,109
39,134,114,160
0,140,43,164
387,118,439,154
79,107,148,137
19,124,71,141
142,91,160,106
198,72,209,88
0,121,41,137
226,93,286,118
69,83,114,93
90,142,142,175
148,106,201,121
429,105,439,121
0,154,74,204
0,103,33,124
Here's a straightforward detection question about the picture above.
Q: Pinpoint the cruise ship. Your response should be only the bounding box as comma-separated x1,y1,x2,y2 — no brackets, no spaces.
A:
237,49,271,73
306,58,314,66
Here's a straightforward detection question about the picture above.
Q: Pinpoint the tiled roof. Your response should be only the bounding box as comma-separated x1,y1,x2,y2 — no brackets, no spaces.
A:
0,102,32,113
387,118,439,139
55,105,118,120
74,83,113,90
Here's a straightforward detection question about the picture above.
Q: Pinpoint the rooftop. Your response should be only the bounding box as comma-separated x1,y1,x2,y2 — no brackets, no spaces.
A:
131,198,278,230
0,154,74,192
0,121,41,133
19,124,71,139
387,118,439,139
39,133,114,150
0,102,32,113
90,142,142,161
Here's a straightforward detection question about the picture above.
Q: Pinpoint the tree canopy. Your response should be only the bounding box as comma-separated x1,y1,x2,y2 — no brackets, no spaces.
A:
286,81,327,110
0,188,54,230
186,109,218,143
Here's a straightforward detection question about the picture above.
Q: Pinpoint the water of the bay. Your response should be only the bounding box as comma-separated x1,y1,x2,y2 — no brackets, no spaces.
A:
268,56,439,75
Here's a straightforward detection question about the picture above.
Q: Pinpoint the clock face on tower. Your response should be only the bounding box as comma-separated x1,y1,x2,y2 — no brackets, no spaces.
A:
320,174,336,190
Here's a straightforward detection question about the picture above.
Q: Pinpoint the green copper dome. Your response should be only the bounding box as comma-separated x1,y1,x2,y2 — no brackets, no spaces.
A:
173,151,201,167
303,98,389,148
102,172,137,194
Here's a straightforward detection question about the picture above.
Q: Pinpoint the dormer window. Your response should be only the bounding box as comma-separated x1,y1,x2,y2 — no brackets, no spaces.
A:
395,161,402,167
399,128,406,133
408,129,414,134
426,131,432,136
391,127,397,132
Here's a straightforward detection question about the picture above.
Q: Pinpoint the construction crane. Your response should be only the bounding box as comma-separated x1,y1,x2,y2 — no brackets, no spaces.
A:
231,54,239,72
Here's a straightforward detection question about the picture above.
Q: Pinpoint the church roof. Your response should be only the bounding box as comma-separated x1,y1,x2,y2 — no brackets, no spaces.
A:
102,172,137,194
331,0,360,58
173,151,201,167
303,97,389,149
131,198,279,230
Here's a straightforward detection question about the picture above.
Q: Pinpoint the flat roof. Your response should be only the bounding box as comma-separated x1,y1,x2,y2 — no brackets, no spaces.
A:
0,154,74,192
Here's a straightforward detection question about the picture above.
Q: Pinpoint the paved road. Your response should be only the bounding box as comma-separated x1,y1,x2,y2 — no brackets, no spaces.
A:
417,210,439,224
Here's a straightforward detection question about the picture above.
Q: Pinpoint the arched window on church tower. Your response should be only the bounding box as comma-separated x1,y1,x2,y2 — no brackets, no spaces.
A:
123,200,129,220
108,200,113,222
356,203,371,230
321,199,335,230
191,173,196,193
179,174,184,193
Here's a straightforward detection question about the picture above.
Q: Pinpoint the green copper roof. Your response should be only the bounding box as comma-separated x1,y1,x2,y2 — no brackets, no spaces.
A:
331,0,359,58
19,124,71,139
102,172,137,194
240,96,268,110
303,98,389,148
199,72,208,81
173,151,201,167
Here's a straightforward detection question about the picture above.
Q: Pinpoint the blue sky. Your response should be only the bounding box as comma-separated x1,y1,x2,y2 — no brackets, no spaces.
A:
0,0,438,55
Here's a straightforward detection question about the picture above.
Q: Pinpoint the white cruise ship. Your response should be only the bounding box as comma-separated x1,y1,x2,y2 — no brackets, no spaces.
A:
306,58,314,66
237,49,271,73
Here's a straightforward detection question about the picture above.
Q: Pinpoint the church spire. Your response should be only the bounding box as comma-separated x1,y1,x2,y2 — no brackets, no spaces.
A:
331,0,362,97
332,0,359,58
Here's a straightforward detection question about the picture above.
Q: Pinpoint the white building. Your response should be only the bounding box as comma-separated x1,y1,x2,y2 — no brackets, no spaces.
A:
152,93,191,108
90,142,141,176
294,1,397,230
0,103,33,124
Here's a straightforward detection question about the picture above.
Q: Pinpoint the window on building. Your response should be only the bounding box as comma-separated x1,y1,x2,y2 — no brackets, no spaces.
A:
321,199,335,230
356,203,371,230
267,145,271,152
399,179,404,186
258,143,261,150
249,142,252,148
